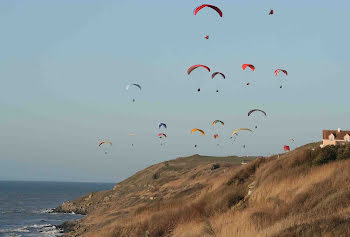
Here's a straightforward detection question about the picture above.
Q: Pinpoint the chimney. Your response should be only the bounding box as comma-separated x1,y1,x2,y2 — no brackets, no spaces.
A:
338,128,341,132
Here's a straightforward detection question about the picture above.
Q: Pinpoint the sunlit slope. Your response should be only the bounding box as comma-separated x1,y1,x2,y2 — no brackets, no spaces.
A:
58,143,350,237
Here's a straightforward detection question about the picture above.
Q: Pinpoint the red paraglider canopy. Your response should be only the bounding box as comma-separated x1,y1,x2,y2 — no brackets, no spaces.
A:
205,35,209,39
211,72,225,79
242,64,255,71
269,10,274,15
275,69,288,76
187,65,211,75
158,133,167,138
194,4,223,17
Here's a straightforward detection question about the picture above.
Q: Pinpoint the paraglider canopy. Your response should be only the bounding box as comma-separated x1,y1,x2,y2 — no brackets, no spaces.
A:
187,65,211,75
269,10,274,15
274,69,288,76
194,4,223,17
159,123,167,129
248,109,267,117
126,83,142,102
211,72,226,79
99,140,112,155
126,84,142,90
212,120,224,126
158,133,167,138
191,128,205,136
232,128,253,136
242,64,255,71
275,69,288,88
132,84,141,90
98,141,112,147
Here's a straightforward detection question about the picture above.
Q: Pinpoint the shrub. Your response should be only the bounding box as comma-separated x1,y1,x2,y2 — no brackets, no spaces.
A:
211,163,220,170
312,145,337,165
152,173,160,180
311,144,350,165
338,145,350,160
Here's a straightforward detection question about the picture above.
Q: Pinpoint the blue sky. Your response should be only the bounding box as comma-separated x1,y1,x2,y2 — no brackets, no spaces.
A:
1,0,350,182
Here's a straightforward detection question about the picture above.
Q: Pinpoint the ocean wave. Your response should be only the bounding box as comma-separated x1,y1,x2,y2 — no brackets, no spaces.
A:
0,224,62,236
32,209,54,214
0,226,30,233
0,209,26,215
1,234,22,237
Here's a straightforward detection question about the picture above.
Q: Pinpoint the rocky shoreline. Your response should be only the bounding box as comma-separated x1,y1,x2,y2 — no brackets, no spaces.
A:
55,221,77,234
53,201,88,215
53,198,92,235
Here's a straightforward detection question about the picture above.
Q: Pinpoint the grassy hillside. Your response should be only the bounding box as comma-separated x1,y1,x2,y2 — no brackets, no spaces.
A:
58,142,350,236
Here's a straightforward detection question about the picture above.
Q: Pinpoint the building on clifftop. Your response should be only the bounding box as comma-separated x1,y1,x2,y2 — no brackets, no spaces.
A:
321,128,350,148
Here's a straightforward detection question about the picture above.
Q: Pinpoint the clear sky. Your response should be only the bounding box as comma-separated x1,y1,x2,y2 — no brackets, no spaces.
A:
1,0,350,182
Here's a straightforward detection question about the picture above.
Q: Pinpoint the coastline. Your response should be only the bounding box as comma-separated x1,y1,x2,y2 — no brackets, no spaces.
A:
49,144,350,236
55,220,80,235
0,180,114,237
53,208,86,235
50,155,256,236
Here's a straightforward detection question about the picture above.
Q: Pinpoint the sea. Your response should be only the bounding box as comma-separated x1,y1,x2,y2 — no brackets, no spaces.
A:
0,180,115,237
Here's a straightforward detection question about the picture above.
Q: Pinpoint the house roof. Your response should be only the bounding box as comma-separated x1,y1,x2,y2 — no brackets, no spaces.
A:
323,130,350,140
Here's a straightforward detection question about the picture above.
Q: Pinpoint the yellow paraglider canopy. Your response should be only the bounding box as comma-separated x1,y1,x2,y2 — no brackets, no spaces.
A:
231,128,252,136
191,128,205,136
98,141,112,147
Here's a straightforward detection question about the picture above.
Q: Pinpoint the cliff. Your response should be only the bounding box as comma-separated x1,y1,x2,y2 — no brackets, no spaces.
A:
56,143,350,236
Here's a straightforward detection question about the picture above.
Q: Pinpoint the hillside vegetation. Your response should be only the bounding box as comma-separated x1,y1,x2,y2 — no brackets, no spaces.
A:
57,143,350,237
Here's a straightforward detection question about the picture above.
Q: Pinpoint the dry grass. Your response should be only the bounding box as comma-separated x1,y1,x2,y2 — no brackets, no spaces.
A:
63,143,350,237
